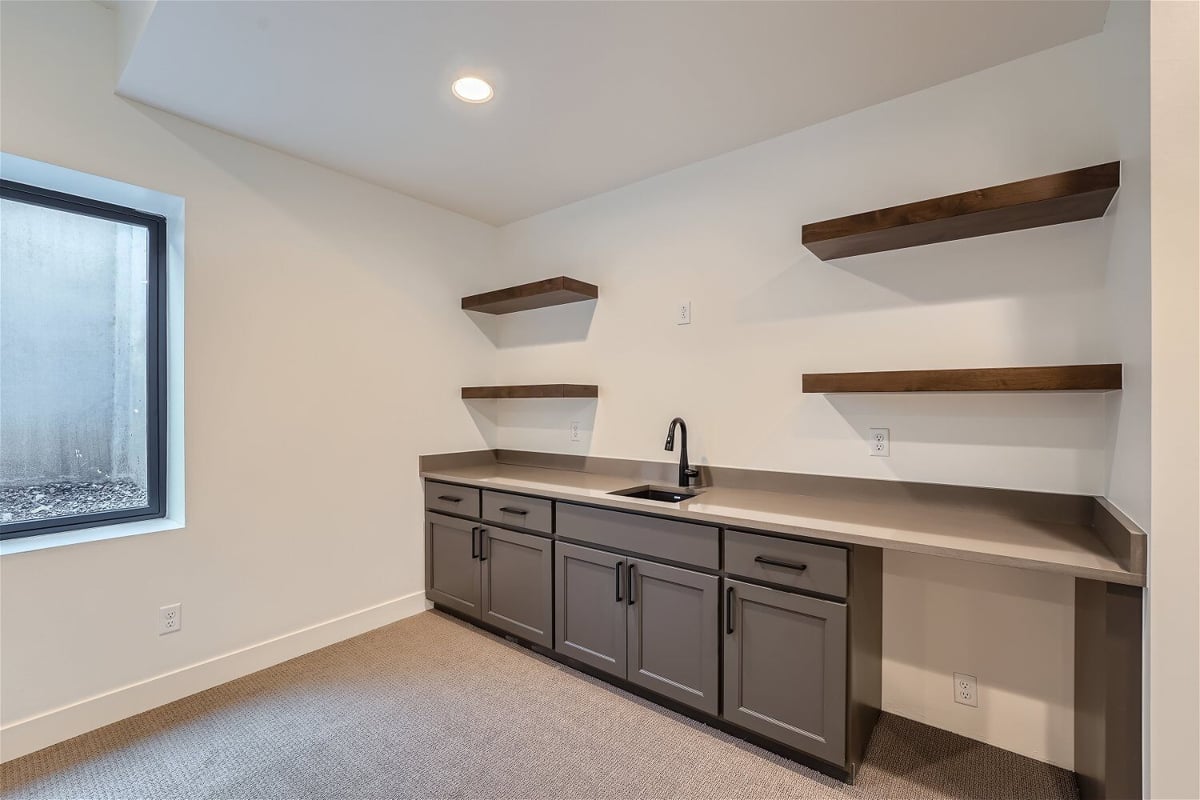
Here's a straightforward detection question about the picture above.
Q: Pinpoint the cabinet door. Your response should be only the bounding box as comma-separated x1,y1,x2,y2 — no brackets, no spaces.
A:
554,542,627,679
626,559,719,715
426,512,481,619
722,578,847,766
480,526,553,647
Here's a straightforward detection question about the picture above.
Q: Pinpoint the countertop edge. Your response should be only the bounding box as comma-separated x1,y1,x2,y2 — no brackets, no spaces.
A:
420,469,1146,587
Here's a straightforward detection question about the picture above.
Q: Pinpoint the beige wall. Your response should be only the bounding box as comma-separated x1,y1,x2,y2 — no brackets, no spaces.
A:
1148,2,1200,797
486,11,1151,769
1,0,497,759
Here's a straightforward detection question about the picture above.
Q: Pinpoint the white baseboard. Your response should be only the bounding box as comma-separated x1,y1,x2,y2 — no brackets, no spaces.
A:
0,591,431,763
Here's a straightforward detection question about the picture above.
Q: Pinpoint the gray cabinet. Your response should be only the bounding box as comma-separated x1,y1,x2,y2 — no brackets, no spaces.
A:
481,526,553,647
556,503,719,570
554,542,627,678
424,477,882,779
425,481,481,518
426,511,552,641
426,512,482,618
627,559,719,715
725,529,848,598
723,578,847,765
555,541,719,715
482,490,554,534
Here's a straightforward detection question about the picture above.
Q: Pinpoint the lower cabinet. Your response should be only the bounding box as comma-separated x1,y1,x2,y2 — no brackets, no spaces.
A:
554,542,628,676
426,484,879,779
722,577,848,766
481,525,553,647
426,512,482,618
555,541,719,715
426,512,552,647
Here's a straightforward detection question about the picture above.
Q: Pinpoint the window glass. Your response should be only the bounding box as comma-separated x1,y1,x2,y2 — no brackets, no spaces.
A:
1,190,160,533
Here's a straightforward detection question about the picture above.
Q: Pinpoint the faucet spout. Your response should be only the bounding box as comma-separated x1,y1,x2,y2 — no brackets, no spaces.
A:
664,417,699,488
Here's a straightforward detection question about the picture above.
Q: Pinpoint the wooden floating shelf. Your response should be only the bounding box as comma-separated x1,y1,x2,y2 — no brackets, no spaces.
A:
461,384,599,399
802,364,1122,394
462,276,598,315
802,162,1120,261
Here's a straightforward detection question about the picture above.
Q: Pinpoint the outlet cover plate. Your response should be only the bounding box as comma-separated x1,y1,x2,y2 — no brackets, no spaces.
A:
676,300,692,325
869,427,890,457
159,603,182,635
954,672,977,707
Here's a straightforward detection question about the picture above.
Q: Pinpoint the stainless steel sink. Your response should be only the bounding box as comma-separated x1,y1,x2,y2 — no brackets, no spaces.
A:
609,485,699,503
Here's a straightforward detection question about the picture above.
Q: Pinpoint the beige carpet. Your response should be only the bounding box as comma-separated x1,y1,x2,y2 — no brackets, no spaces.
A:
2,610,1077,800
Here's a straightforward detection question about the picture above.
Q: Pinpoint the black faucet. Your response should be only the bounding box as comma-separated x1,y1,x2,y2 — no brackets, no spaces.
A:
664,417,700,488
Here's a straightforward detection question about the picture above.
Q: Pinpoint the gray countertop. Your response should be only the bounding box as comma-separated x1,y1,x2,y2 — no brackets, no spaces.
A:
420,462,1144,586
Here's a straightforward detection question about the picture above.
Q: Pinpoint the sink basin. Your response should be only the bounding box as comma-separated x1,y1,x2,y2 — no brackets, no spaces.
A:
609,485,699,503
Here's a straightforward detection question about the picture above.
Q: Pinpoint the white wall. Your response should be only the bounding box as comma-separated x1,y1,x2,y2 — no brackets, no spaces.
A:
1,0,497,759
484,16,1150,769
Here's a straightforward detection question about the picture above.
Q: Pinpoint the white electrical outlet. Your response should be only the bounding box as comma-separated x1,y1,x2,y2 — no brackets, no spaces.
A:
159,603,182,635
569,421,582,443
676,300,692,325
868,427,890,457
954,672,978,707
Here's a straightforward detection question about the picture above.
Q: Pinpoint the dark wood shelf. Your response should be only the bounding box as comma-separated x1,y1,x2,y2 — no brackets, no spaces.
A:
462,276,598,315
802,162,1120,260
802,364,1122,394
462,384,599,399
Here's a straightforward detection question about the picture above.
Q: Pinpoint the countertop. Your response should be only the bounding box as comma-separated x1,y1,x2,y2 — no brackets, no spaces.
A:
420,462,1145,586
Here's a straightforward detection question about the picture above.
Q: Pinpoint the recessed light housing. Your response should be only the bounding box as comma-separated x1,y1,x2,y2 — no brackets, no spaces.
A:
452,76,494,104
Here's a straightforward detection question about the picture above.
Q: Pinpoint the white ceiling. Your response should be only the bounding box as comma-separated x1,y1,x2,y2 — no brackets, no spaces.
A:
116,1,1109,226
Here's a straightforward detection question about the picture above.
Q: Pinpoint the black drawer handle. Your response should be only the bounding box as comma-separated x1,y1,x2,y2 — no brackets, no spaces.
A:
479,528,488,561
471,527,479,559
438,495,463,504
628,563,637,606
726,586,735,634
499,507,528,516
615,560,624,602
755,555,808,573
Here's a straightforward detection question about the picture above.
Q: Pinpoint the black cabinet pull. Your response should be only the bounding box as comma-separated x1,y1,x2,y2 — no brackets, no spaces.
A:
628,563,637,605
438,495,463,504
615,561,624,602
499,507,528,516
754,555,808,572
726,586,735,634
470,527,479,559
479,529,488,561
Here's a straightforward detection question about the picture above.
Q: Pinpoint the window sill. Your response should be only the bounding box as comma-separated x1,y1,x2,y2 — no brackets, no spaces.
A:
0,516,185,556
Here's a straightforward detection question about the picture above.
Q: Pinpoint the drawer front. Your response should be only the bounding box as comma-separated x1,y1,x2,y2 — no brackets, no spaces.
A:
425,481,481,518
556,503,718,570
725,529,848,598
482,490,553,535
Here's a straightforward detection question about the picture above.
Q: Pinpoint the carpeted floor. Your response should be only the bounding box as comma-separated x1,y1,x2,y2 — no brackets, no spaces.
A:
1,610,1077,800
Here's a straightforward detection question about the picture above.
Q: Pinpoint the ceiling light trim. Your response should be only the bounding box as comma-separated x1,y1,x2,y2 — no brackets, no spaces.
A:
451,76,494,104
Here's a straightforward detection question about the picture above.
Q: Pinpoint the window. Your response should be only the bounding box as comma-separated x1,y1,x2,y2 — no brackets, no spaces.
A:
0,180,167,539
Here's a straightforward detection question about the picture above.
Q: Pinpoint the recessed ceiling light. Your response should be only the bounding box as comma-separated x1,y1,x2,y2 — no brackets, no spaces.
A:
452,76,494,104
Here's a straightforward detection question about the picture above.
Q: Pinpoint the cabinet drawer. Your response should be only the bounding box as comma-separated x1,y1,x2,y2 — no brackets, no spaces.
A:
557,503,718,570
725,529,847,598
424,481,481,518
482,490,553,534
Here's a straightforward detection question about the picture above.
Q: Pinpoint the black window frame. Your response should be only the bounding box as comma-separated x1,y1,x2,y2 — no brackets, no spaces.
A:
0,179,168,540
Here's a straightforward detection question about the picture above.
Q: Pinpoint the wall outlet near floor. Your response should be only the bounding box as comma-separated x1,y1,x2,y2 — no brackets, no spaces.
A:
953,672,977,707
159,603,182,635
569,420,582,443
868,427,890,457
676,300,692,325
